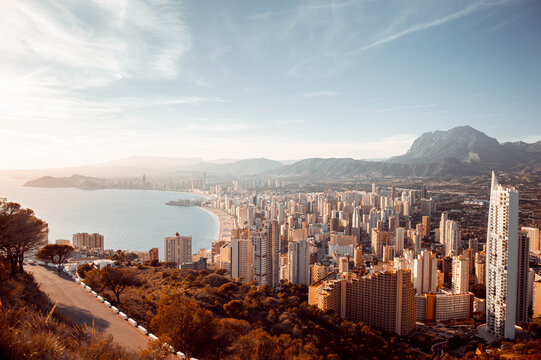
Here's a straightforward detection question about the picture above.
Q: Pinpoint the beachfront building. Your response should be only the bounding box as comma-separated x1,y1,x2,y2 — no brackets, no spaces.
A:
72,233,104,250
164,233,192,267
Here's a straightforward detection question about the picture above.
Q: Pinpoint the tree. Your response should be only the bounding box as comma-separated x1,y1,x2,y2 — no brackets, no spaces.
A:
36,244,74,272
0,199,48,276
100,267,139,304
84,268,104,291
150,294,218,359
77,263,94,278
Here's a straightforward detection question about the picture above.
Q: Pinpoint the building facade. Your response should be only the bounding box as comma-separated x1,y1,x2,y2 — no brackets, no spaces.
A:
164,234,192,267
72,233,104,250
486,172,519,339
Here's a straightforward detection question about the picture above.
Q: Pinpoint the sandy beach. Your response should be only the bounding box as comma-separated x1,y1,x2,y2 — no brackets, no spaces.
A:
200,206,236,243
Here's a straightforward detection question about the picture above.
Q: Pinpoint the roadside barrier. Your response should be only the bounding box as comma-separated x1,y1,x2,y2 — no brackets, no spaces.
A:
73,272,197,359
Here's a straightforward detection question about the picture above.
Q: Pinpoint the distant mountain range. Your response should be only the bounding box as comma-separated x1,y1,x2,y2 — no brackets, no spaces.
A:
267,126,541,178
6,126,541,182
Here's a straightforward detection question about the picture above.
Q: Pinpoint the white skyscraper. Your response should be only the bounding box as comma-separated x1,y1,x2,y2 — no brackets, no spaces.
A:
413,250,437,294
439,212,448,245
444,220,461,256
486,172,519,339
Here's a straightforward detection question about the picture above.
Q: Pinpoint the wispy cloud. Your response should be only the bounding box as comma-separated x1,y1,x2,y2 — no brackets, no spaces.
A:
300,91,339,98
350,1,502,54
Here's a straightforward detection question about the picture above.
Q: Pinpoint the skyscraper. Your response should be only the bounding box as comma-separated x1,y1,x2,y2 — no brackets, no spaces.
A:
439,212,448,245
413,250,437,294
231,237,254,284
452,255,470,294
254,220,281,287
444,220,460,256
486,172,519,339
287,240,310,285
164,234,192,267
516,231,530,323
395,227,405,255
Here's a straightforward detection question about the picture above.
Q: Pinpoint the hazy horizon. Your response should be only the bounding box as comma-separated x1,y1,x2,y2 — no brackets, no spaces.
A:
1,1,540,169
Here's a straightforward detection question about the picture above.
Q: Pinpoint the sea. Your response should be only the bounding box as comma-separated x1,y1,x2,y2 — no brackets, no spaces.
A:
0,177,218,260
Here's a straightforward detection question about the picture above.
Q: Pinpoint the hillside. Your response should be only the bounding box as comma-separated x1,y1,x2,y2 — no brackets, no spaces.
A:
80,265,428,360
268,126,541,179
0,263,167,359
23,174,107,189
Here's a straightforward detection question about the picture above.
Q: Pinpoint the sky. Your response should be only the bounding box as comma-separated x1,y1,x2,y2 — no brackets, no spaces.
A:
1,0,541,169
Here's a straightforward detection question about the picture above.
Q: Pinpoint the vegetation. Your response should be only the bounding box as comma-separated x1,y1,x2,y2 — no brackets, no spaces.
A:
82,266,428,360
35,244,74,272
0,199,48,276
0,261,171,360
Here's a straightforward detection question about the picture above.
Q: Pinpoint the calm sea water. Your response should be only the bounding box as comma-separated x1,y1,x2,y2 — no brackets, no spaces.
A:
0,177,218,260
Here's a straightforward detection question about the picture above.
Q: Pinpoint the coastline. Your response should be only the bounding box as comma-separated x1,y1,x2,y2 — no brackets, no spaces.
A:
199,206,235,244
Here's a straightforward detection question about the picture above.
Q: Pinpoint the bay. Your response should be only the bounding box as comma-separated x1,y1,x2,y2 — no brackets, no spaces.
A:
0,177,218,260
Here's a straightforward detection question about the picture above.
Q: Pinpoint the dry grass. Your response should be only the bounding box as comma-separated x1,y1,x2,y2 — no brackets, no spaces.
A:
0,262,173,359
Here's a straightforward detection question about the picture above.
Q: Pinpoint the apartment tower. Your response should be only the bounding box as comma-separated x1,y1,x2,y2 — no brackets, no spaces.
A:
164,234,192,267
486,172,518,339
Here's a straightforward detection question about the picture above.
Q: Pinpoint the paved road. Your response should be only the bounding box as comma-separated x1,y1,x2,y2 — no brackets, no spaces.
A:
26,265,150,351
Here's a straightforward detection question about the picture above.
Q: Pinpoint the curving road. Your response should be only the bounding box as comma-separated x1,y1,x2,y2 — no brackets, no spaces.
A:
26,264,149,351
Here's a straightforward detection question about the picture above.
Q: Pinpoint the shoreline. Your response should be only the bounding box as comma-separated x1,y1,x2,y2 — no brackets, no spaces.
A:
199,206,235,244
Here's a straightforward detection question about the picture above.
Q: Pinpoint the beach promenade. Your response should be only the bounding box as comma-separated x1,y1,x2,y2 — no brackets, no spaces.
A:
202,207,236,243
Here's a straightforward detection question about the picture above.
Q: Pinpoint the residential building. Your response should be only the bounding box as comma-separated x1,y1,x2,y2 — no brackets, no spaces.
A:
164,234,192,267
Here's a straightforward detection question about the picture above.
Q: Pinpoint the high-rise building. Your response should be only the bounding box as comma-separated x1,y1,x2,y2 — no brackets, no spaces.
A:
231,237,254,284
444,220,460,256
371,229,383,258
420,199,432,217
522,226,540,253
354,246,363,268
383,245,395,263
72,233,104,250
421,184,428,199
486,172,519,339
309,270,415,336
422,216,431,239
395,227,405,255
310,263,332,284
413,250,437,294
338,257,349,273
254,220,281,287
516,231,530,323
475,251,486,286
164,234,192,267
288,240,310,285
439,212,448,245
452,255,470,294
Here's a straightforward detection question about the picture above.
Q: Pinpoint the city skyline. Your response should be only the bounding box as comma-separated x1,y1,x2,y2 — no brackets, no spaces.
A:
1,0,541,169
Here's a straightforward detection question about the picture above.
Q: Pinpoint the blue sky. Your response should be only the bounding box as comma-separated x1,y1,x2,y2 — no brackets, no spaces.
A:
1,0,540,168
